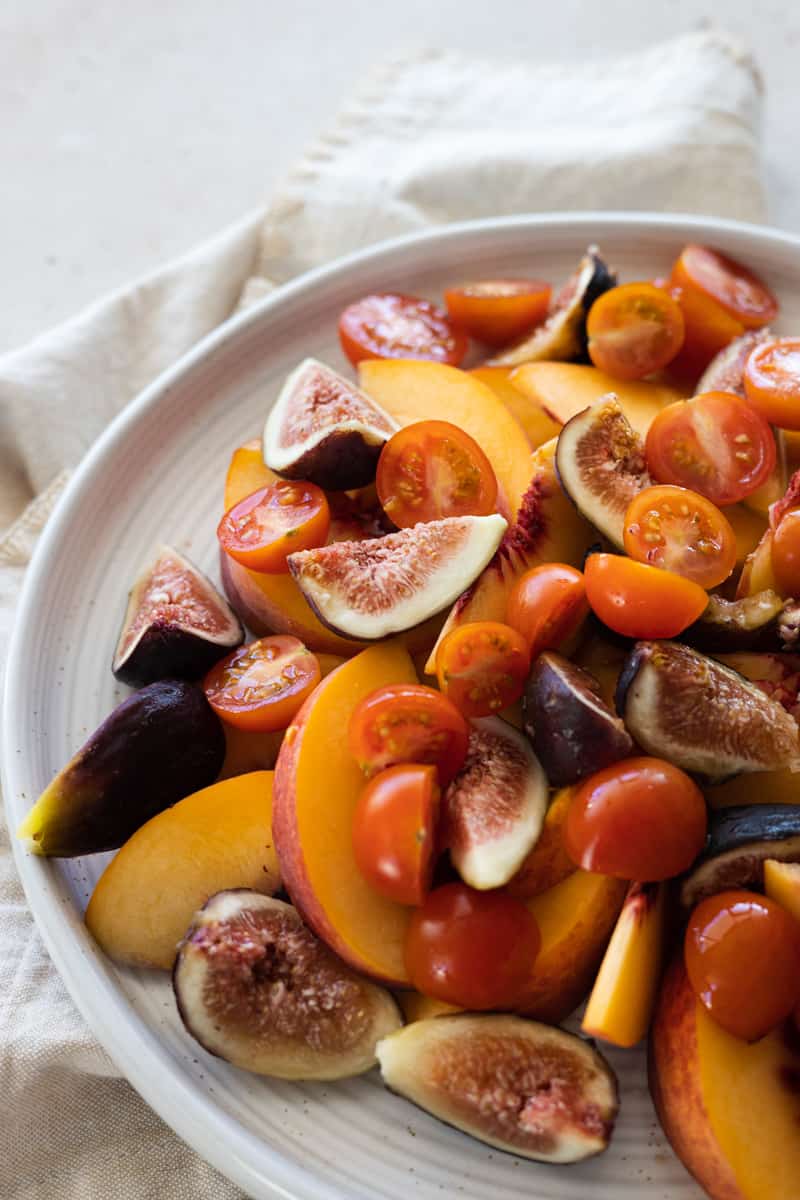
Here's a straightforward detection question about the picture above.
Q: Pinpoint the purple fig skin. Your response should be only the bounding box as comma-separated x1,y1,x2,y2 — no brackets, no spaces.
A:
113,618,243,687
274,430,383,492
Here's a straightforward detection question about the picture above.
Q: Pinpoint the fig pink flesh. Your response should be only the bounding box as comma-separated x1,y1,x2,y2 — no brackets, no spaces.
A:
275,360,395,450
117,547,233,660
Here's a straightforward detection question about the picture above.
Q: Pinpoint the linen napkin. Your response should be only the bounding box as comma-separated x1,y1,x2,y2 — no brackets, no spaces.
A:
0,31,765,1200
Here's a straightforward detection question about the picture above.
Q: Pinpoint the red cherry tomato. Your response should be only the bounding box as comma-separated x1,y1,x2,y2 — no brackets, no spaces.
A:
744,337,800,430
564,757,707,881
671,244,778,330
376,419,498,527
203,636,320,732
505,562,589,657
667,282,746,383
217,481,330,573
348,683,469,785
443,279,551,347
352,764,440,906
771,507,800,596
404,882,540,1009
338,293,469,367
685,890,800,1041
435,621,531,718
645,392,777,507
586,282,685,380
623,485,737,590
584,553,708,639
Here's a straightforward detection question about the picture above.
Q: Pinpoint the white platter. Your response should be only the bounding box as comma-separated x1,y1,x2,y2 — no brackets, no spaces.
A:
6,213,800,1200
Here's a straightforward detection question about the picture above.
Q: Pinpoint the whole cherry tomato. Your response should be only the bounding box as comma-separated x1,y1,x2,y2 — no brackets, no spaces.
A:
217,481,330,573
623,485,737,590
435,621,531,718
770,507,800,596
667,283,746,383
404,882,541,1009
584,553,708,639
348,683,469,785
376,419,498,527
352,764,440,906
744,337,800,430
203,636,320,732
671,244,778,330
505,562,589,657
443,279,551,347
586,282,685,380
338,293,468,367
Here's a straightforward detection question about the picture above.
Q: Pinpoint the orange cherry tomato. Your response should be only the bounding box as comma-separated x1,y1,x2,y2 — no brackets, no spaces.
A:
338,293,469,367
584,553,708,639
435,621,531,718
770,507,800,596
564,757,707,881
352,764,440,906
645,392,776,507
667,283,746,384
404,882,540,1009
586,282,685,380
623,485,737,590
505,562,589,657
217,481,330,573
685,890,800,1041
348,683,469,786
203,635,320,732
443,279,551,347
376,419,498,527
671,244,778,330
744,337,800,429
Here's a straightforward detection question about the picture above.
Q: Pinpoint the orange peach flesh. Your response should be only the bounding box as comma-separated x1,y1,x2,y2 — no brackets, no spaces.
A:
505,787,576,900
469,366,560,450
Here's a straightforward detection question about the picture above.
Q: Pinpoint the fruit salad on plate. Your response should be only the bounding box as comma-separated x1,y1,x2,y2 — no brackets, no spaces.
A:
17,243,800,1197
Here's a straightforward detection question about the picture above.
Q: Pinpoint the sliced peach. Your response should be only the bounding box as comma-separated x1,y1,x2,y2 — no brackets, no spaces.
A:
571,634,628,707
726,504,768,567
273,642,417,985
764,859,800,922
469,366,559,450
582,881,667,1048
85,772,279,970
737,527,779,598
396,993,462,1022
357,359,533,519
650,955,800,1200
505,786,576,900
706,767,800,809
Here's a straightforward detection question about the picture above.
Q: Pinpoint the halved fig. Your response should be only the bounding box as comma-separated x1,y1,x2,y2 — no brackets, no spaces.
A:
287,513,507,641
680,589,784,653
555,396,650,547
173,890,402,1080
442,717,547,890
680,805,800,909
377,1014,619,1163
263,358,398,490
488,248,617,367
113,545,243,687
523,652,633,787
696,328,771,395
616,640,800,779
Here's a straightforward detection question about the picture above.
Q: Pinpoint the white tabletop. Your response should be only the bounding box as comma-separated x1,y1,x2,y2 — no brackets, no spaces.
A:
2,2,797,354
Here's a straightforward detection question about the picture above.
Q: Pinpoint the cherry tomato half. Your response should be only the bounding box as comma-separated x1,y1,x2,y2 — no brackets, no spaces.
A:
352,764,440,906
645,391,777,507
505,562,589,657
685,890,800,1041
217,481,330,573
338,293,469,367
771,507,800,596
404,882,540,1009
443,279,551,347
671,244,778,330
435,621,531,718
376,419,498,527
584,553,708,639
623,485,737,590
203,635,320,732
564,757,707,881
744,337,800,430
348,683,469,785
586,282,685,380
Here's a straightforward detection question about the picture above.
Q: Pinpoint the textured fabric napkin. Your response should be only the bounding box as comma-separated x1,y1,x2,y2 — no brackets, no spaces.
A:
1,31,765,1200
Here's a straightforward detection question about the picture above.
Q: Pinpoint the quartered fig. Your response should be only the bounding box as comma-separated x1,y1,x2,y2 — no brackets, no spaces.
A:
555,396,650,547
442,717,547,890
680,589,784,653
263,358,398,490
174,890,401,1080
377,1014,619,1163
16,680,225,856
696,328,771,395
112,545,243,687
616,641,800,780
287,513,507,641
488,248,617,367
680,805,800,909
523,652,633,787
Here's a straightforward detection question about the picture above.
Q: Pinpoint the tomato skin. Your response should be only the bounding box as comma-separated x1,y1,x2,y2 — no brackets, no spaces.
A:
744,337,800,430
623,485,737,590
671,244,778,330
348,684,470,786
203,636,321,732
443,279,551,347
770,507,800,595
338,293,469,367
435,621,531,718
217,481,330,573
685,890,800,1041
404,883,541,1009
376,419,498,527
584,554,708,639
586,282,685,380
645,392,777,507
352,764,440,906
564,757,707,881
505,563,589,656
